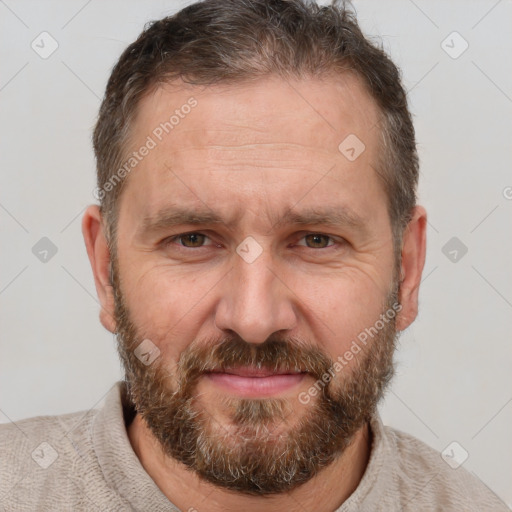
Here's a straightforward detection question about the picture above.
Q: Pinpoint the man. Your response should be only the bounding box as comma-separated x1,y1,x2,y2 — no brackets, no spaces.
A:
0,0,508,510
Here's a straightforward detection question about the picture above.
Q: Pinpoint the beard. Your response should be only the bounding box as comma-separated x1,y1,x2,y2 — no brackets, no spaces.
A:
111,257,400,495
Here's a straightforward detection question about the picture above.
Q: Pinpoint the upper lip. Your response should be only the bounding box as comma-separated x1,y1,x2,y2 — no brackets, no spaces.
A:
209,366,305,378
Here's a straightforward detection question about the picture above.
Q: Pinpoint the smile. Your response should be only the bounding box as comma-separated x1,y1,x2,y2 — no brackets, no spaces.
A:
204,367,308,397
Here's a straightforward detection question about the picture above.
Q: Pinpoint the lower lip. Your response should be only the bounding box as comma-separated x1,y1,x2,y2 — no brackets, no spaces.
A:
205,372,307,397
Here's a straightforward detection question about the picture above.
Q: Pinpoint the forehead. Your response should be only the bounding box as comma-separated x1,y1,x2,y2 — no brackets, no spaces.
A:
118,74,384,227
132,73,379,153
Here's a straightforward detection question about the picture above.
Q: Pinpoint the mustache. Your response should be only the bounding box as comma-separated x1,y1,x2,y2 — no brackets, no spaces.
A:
175,334,335,385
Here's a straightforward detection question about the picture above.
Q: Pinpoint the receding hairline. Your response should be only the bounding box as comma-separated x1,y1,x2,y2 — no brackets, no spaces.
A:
109,68,385,221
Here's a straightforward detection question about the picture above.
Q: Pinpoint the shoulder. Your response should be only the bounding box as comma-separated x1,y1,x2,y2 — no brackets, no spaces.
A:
0,406,96,452
0,408,100,509
0,407,95,437
0,408,97,470
385,424,509,511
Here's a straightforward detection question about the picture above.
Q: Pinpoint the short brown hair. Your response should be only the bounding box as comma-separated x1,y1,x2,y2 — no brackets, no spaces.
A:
93,0,418,254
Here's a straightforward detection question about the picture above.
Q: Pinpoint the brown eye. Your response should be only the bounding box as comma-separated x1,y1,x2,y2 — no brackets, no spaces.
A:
178,233,207,247
303,234,333,249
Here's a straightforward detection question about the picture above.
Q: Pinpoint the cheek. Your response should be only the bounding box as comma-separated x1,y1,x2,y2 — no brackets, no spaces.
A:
295,269,389,356
119,263,221,354
118,241,393,364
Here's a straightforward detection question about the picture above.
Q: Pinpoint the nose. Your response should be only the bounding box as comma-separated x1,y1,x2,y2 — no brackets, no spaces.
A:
214,247,298,344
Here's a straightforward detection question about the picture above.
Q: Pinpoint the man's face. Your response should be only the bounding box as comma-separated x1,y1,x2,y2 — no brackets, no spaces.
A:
112,74,399,493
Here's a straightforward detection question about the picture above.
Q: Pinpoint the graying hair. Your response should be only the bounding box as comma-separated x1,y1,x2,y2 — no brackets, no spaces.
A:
93,0,418,259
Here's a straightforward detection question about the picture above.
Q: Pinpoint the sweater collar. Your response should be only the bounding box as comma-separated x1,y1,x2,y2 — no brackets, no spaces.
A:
92,381,179,511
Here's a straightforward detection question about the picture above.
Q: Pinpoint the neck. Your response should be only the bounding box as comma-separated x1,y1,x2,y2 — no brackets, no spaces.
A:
128,415,372,512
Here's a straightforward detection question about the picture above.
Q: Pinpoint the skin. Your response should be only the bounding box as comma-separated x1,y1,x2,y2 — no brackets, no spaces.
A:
83,74,427,511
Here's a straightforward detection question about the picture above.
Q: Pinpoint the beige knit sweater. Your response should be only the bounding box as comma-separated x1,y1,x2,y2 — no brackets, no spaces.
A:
0,382,508,511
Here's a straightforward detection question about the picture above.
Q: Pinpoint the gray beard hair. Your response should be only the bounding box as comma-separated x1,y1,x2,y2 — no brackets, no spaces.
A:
112,260,399,495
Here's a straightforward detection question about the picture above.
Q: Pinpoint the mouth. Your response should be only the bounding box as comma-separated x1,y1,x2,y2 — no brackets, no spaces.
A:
204,366,309,397
215,366,306,377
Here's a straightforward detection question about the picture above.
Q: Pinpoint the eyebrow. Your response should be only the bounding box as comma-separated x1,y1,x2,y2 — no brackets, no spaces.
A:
273,207,367,232
138,205,367,238
139,208,226,236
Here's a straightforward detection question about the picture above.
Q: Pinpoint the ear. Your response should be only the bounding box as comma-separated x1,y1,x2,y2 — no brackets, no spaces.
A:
82,205,117,333
396,205,427,331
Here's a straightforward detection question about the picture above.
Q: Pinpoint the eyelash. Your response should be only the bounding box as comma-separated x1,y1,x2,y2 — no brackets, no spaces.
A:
162,232,343,251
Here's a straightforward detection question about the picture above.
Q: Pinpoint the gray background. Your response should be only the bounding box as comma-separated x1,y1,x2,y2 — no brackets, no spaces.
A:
1,0,511,507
